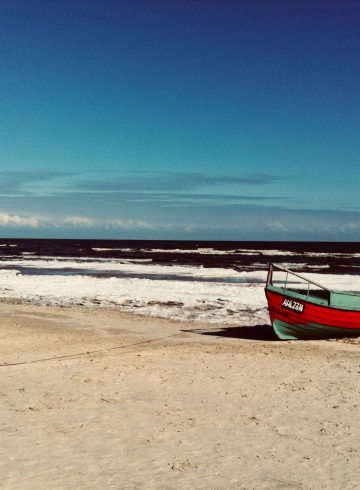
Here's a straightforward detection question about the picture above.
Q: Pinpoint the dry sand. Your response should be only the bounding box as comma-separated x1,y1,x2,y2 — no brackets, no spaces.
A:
0,303,359,489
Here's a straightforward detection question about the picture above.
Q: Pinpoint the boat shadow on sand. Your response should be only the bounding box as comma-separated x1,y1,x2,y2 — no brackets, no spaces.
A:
182,324,278,341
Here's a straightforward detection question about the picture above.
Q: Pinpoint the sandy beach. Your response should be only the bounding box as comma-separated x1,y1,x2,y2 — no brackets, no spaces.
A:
0,303,359,489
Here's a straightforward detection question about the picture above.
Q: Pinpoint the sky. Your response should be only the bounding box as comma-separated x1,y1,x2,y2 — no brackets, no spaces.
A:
0,0,359,241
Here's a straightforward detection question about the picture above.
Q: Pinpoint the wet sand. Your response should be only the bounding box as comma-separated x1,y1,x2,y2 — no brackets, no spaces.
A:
0,303,359,489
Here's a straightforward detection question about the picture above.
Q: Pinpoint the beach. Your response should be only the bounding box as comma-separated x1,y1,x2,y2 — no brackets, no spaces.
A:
1,303,359,489
2,0,360,485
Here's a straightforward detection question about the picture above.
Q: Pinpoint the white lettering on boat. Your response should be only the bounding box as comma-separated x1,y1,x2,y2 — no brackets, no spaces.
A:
281,298,305,313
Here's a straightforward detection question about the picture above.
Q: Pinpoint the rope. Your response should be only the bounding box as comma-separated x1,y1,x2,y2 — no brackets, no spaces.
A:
0,332,180,368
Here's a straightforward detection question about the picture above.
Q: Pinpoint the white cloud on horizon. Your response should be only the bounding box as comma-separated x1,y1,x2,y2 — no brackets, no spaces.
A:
0,213,41,228
0,213,159,230
265,220,360,234
0,211,359,240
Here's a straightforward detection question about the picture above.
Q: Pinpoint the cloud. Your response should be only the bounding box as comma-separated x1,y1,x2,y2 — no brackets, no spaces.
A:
0,212,165,231
264,214,360,236
0,171,283,204
106,219,160,230
62,216,95,227
78,171,281,194
0,209,359,242
0,171,71,197
0,213,41,228
125,192,289,205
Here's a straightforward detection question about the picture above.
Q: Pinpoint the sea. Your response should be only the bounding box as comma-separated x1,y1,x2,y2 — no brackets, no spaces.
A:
1,239,360,326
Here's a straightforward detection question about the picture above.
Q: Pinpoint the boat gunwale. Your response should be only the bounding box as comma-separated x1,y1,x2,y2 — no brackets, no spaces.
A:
265,285,360,313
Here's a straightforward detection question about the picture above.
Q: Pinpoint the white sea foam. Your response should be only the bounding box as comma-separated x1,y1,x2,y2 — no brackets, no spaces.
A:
92,247,300,256
0,256,360,326
145,248,240,254
304,252,360,258
0,268,268,325
92,247,242,254
0,256,242,279
92,246,360,259
92,248,135,252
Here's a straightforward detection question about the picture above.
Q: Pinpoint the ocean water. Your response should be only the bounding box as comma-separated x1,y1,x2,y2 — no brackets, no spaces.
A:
1,239,360,326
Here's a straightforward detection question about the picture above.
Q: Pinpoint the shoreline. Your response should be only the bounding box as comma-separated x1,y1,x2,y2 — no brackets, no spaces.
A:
1,303,359,488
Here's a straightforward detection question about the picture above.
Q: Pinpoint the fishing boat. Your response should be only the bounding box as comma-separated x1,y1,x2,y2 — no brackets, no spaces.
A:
265,264,360,340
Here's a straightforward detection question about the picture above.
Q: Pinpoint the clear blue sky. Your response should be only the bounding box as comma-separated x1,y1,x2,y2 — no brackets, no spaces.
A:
0,0,359,240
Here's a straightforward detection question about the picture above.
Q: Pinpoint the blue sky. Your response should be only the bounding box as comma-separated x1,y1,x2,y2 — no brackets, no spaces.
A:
0,0,359,240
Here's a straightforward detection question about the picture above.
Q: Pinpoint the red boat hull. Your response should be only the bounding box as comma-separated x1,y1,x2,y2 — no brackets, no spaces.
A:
265,288,360,340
